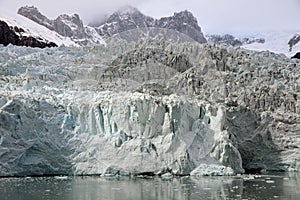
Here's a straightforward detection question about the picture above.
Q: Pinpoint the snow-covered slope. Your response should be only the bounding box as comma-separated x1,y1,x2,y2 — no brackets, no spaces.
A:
0,9,76,47
242,30,300,57
17,6,104,46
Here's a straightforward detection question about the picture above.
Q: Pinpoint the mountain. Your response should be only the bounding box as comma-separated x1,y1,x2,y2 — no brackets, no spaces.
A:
93,6,155,38
4,5,299,58
207,34,265,47
0,9,75,47
18,5,206,46
2,5,208,47
93,6,207,43
18,6,104,45
154,10,206,43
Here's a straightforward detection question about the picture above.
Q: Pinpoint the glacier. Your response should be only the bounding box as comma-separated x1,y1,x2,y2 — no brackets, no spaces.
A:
0,36,299,177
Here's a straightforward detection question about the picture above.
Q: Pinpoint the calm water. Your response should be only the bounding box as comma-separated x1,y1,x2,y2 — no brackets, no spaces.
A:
0,173,299,200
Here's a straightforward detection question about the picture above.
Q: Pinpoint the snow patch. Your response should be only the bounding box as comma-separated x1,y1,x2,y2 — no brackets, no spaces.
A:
242,30,300,57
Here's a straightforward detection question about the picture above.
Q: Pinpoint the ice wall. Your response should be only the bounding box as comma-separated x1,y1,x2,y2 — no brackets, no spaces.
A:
0,41,299,176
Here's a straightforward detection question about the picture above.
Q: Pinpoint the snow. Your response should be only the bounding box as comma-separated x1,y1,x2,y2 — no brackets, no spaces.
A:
84,26,106,44
242,30,300,57
60,19,79,31
0,9,77,47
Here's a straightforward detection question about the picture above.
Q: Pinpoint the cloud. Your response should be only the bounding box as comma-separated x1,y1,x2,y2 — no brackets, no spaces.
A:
0,0,146,22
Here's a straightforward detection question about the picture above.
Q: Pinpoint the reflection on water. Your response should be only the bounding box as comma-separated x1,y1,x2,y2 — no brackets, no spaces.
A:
0,173,299,200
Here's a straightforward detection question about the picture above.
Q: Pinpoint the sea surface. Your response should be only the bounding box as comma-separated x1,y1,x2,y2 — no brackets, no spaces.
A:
0,172,299,200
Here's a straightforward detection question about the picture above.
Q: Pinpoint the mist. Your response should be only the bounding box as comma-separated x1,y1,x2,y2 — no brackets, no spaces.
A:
0,0,300,34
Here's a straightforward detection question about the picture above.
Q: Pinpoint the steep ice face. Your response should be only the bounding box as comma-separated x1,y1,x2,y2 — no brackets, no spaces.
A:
0,90,242,176
0,39,299,177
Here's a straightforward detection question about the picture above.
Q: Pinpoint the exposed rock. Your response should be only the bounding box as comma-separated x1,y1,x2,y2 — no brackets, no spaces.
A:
0,20,19,46
291,52,300,59
18,5,206,45
155,10,207,43
18,6,104,45
0,20,57,48
95,6,155,38
17,6,53,30
0,38,299,177
94,6,207,43
207,34,265,47
53,14,86,39
288,33,300,52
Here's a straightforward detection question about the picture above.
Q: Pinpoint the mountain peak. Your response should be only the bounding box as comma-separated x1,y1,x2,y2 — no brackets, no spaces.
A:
18,5,39,12
17,6,104,45
116,5,141,15
173,10,197,22
93,6,206,43
18,5,53,30
175,10,194,17
16,5,207,45
155,10,206,43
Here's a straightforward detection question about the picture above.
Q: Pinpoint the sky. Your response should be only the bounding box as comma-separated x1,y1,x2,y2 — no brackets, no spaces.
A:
0,0,300,34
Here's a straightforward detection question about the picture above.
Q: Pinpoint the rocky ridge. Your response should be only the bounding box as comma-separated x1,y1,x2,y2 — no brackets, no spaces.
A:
94,6,207,43
18,6,206,45
207,34,265,47
0,37,299,177
17,6,104,45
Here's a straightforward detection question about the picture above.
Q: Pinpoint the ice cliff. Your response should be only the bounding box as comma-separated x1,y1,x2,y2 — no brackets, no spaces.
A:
0,36,299,177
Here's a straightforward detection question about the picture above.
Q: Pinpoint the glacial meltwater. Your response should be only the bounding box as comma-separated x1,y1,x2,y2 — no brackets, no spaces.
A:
0,173,299,200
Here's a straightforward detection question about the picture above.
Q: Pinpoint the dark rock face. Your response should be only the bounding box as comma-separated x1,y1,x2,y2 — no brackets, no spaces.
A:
155,10,207,43
0,20,57,48
291,52,300,59
94,6,207,43
207,34,265,47
288,34,300,52
0,20,19,46
53,14,86,39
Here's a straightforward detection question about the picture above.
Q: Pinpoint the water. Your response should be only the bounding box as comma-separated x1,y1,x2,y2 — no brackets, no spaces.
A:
0,173,299,200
